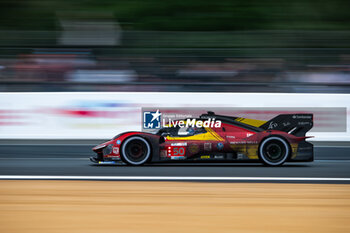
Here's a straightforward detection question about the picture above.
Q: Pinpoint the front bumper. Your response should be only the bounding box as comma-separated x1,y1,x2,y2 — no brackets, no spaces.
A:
90,156,101,163
91,143,121,163
90,156,120,164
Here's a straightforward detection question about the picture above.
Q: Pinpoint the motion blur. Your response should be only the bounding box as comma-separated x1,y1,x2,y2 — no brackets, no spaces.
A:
0,0,349,92
1,1,350,233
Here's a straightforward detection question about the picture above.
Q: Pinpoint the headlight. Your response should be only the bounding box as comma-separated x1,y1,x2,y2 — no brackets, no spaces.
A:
94,144,107,150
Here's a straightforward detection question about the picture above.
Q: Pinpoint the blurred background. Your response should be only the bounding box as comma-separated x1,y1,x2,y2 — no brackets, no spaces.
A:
0,0,350,93
1,3,350,233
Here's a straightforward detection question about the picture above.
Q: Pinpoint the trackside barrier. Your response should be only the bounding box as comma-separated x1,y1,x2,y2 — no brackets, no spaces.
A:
0,92,349,141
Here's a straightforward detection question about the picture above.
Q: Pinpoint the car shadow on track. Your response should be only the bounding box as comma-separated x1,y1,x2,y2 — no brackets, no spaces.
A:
90,163,312,168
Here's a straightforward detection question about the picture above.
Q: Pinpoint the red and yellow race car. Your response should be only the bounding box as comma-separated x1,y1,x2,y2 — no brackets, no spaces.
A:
90,112,313,166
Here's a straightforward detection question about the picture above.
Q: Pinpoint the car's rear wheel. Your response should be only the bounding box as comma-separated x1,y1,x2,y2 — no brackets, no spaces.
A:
259,136,290,166
121,136,151,165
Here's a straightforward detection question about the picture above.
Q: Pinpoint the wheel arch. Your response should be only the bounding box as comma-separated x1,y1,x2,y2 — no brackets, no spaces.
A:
120,134,154,165
258,134,292,158
258,135,292,166
120,134,153,153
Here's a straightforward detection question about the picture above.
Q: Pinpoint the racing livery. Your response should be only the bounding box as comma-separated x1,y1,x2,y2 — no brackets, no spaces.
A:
90,112,313,166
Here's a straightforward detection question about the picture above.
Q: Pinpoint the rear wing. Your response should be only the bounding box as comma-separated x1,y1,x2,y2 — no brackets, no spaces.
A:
260,114,313,137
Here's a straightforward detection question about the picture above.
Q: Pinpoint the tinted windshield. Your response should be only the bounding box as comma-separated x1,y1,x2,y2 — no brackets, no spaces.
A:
178,126,206,136
156,125,206,137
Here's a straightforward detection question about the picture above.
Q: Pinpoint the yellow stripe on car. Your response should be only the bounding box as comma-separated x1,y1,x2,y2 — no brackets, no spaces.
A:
205,127,224,141
236,118,267,127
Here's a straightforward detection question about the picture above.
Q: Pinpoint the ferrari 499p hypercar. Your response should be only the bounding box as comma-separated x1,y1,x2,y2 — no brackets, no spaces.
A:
90,112,313,166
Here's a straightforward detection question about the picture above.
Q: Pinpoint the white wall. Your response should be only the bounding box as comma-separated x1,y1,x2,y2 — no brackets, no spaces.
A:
0,92,349,141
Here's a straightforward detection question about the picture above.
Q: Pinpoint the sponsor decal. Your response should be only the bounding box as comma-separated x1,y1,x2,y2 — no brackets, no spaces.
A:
116,140,121,145
214,155,224,159
293,115,312,119
230,141,246,145
201,155,210,159
246,141,258,144
283,122,291,127
113,147,119,154
204,143,212,151
230,141,258,145
171,156,186,160
171,142,187,146
216,142,224,150
226,135,235,139
246,133,254,137
189,144,200,154
268,121,278,129
143,109,162,129
298,121,311,125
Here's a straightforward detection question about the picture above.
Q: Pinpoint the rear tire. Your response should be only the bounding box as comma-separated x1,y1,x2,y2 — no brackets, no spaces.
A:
121,136,151,165
259,136,290,166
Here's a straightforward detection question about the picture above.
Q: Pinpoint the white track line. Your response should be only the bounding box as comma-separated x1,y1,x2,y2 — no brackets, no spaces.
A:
0,176,349,181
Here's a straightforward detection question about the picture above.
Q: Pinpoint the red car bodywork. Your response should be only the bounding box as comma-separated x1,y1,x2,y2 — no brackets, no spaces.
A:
91,112,313,165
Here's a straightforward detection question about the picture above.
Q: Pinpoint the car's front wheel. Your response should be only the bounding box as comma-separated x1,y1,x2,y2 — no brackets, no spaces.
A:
121,136,151,165
259,136,290,166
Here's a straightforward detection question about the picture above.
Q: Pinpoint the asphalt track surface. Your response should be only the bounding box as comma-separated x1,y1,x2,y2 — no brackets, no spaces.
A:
0,144,349,183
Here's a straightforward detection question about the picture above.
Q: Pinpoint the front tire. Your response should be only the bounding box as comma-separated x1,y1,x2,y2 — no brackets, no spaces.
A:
259,136,290,166
121,136,151,165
